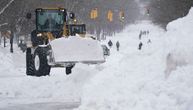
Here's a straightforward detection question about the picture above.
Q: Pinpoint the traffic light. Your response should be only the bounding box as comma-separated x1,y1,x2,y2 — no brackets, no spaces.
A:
119,11,125,22
90,9,94,19
69,12,75,19
144,6,150,16
90,8,98,19
146,8,150,15
107,10,113,22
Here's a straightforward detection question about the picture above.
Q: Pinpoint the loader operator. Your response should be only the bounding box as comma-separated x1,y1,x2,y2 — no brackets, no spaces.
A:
44,14,57,29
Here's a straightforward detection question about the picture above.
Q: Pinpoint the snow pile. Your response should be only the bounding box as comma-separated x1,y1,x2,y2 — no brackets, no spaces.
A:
77,8,193,110
165,7,193,54
164,8,193,76
167,8,193,34
50,36,104,63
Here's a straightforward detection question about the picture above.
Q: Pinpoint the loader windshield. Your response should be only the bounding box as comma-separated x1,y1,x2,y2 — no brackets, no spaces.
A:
36,9,66,32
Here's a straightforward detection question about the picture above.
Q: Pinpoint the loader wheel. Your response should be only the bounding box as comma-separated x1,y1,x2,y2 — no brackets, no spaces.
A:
33,47,51,76
66,64,75,75
26,48,35,76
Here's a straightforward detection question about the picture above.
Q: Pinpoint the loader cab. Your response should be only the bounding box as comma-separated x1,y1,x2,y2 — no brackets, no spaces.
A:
67,24,86,36
35,8,67,32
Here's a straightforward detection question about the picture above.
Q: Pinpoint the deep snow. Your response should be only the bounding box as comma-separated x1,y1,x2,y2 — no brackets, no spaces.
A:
77,8,193,110
0,7,193,110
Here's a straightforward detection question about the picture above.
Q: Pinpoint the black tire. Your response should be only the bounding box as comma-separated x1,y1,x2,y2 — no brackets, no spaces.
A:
26,48,35,76
66,64,75,75
26,47,51,76
33,47,51,76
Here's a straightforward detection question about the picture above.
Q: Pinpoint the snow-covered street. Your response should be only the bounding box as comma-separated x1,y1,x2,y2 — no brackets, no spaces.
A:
1,7,193,110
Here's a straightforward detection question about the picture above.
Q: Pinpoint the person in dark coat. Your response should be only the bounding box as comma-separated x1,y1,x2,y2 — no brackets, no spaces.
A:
139,33,142,40
44,14,57,28
147,39,151,44
116,41,120,51
138,42,143,50
108,40,113,48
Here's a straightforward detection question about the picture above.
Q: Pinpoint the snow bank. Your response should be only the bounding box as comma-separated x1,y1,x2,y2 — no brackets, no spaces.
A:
166,7,193,52
77,8,193,110
164,7,193,76
77,22,168,110
167,8,193,34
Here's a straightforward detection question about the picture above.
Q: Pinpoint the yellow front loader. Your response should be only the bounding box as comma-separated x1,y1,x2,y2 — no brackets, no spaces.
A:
26,8,105,76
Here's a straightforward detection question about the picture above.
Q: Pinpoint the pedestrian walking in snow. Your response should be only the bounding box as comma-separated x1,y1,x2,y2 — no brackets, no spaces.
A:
147,39,151,44
139,32,142,40
116,41,120,51
108,40,113,48
138,42,143,50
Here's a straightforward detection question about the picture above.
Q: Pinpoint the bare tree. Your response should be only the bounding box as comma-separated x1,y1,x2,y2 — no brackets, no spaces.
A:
0,0,140,48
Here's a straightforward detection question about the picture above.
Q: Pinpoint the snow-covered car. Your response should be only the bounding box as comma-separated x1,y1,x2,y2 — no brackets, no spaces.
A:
101,45,110,56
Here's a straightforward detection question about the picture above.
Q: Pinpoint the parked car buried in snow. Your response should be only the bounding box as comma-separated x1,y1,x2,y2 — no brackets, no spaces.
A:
101,45,110,56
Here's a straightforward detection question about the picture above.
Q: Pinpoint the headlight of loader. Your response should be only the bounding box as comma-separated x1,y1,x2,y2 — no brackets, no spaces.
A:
37,33,42,37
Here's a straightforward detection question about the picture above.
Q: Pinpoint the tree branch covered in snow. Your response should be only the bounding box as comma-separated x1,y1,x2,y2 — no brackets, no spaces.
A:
0,0,14,15
0,23,8,27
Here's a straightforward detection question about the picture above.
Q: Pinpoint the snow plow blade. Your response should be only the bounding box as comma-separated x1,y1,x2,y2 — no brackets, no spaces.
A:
49,36,105,64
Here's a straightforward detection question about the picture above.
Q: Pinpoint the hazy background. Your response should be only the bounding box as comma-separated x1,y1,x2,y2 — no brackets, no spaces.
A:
0,0,193,39
0,0,140,39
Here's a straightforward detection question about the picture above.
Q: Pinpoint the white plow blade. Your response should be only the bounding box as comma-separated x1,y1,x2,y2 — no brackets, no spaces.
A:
50,36,105,64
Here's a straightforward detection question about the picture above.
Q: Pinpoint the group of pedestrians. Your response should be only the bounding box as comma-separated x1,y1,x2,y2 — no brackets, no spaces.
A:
138,30,151,50
105,29,151,52
108,40,120,51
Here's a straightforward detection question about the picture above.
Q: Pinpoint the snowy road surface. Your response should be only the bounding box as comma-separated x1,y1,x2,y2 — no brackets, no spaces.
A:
0,101,80,110
0,46,97,110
